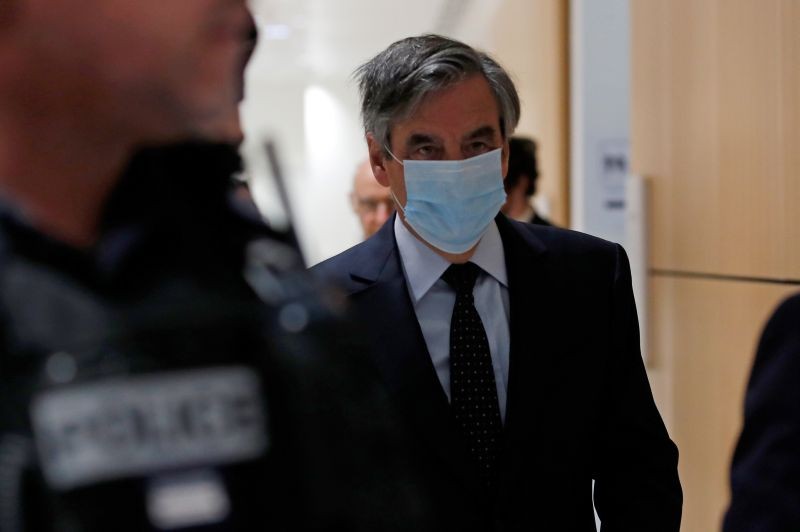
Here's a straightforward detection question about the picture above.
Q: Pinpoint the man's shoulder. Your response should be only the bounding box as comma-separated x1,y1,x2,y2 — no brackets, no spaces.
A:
309,236,390,290
310,242,365,279
310,217,397,286
497,217,630,290
503,216,622,263
752,292,800,372
769,293,800,326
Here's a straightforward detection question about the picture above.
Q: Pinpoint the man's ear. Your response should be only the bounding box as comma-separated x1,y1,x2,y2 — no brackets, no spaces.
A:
366,133,391,187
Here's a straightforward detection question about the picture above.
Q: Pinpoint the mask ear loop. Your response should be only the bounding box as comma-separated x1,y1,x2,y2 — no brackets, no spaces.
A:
389,189,406,216
383,146,406,214
384,145,404,166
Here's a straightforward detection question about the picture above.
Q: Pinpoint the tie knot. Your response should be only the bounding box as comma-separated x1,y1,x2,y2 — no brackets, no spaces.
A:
442,262,481,294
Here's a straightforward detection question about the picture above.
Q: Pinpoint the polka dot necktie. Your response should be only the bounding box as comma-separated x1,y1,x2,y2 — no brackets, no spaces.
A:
442,262,503,484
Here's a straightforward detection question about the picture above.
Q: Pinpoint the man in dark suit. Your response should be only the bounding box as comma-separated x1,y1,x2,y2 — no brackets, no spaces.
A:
724,293,800,531
311,34,682,531
502,136,554,226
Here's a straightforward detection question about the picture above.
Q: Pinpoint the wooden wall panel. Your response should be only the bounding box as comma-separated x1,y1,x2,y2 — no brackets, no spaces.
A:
632,0,800,280
650,278,797,532
633,1,800,531
491,0,570,226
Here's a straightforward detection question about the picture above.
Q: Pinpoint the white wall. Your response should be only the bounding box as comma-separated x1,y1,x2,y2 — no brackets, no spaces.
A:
570,0,630,244
240,76,365,266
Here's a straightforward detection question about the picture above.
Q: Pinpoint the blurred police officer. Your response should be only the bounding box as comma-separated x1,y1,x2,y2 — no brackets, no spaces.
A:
0,2,425,531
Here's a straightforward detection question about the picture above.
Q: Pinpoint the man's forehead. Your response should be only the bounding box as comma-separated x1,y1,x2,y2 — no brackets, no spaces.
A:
390,76,501,142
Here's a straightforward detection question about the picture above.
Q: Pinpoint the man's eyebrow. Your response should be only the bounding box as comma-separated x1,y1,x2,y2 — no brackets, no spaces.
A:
405,133,439,147
463,125,497,141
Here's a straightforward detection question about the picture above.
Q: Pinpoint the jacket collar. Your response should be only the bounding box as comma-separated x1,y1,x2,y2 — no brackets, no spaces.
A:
345,214,399,287
348,212,547,287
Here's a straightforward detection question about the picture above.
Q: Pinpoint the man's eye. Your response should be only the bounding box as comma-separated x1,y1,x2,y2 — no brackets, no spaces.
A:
413,145,438,159
359,199,379,211
468,141,491,154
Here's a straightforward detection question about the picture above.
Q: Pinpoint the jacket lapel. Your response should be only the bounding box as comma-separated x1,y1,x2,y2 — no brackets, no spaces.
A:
494,215,554,473
346,218,483,491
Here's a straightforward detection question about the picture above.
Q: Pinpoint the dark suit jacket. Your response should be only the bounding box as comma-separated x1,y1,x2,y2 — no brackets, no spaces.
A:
311,214,682,531
529,211,553,226
724,293,800,532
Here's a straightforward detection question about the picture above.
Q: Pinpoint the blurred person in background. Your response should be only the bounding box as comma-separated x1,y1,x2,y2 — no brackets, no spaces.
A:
724,293,800,531
0,1,426,531
500,136,553,226
312,34,681,532
350,159,394,239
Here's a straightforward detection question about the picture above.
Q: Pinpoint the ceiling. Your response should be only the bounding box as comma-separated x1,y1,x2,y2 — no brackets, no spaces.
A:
247,0,502,85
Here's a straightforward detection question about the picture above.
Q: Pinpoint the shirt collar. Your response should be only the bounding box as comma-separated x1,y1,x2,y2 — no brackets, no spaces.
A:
394,216,507,303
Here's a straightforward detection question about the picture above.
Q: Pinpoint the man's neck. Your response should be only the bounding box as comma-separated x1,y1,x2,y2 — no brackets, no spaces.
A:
513,204,535,223
505,194,535,222
0,116,133,248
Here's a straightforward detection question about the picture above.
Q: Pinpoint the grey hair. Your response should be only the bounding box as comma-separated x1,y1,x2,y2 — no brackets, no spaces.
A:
354,34,521,153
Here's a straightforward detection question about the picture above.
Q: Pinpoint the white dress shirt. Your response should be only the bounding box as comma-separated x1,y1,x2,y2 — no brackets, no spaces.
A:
394,216,511,421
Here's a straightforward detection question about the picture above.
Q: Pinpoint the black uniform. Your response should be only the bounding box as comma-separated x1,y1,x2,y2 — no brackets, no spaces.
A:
724,293,800,532
0,143,428,532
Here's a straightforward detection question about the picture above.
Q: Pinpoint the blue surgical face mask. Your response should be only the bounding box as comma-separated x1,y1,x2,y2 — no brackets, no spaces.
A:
387,147,507,254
